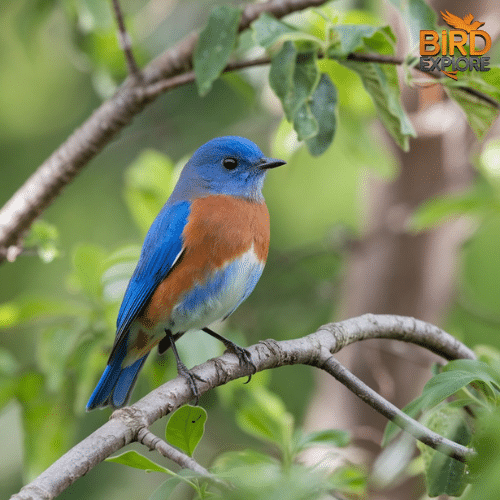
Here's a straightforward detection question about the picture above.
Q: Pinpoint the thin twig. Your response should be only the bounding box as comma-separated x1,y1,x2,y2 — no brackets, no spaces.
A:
137,428,211,476
10,314,475,500
345,52,404,64
321,356,473,463
111,0,141,78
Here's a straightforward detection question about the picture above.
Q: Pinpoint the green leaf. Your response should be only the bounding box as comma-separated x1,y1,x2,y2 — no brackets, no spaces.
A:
387,0,437,49
384,360,499,444
329,25,395,56
23,220,60,262
328,467,366,494
341,60,415,151
124,150,175,235
166,405,207,457
106,450,169,473
417,405,470,497
270,43,320,121
294,428,350,453
305,73,338,155
236,386,294,448
446,85,500,140
325,23,415,150
409,182,495,232
269,41,296,119
253,13,297,49
328,24,396,57
293,103,318,140
147,478,183,500
193,5,242,96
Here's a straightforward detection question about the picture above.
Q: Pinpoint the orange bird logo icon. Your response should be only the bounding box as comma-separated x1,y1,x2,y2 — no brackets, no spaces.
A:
440,11,485,33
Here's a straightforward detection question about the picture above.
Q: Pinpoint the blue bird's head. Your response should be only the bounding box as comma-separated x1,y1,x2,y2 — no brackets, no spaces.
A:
171,136,285,202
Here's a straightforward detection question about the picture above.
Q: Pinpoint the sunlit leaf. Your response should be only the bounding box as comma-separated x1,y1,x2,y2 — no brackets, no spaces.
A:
106,450,169,473
166,405,207,457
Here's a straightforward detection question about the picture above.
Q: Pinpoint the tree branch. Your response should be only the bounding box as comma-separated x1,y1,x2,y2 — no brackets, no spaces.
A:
136,427,211,477
111,0,141,78
321,356,472,462
0,0,329,263
10,314,475,500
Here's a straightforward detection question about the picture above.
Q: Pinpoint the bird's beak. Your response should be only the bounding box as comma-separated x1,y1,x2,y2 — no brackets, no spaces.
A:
259,157,286,170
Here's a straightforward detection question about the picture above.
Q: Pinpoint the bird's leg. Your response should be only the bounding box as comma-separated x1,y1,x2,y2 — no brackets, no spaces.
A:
164,330,205,405
158,331,185,355
202,327,257,383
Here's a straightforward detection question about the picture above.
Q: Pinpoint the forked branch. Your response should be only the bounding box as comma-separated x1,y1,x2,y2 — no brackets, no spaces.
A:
11,314,475,500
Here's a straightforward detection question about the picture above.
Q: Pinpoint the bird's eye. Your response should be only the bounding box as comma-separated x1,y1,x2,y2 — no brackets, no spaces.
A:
222,157,238,170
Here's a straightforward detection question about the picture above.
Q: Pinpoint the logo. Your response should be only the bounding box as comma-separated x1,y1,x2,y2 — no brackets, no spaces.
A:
419,10,491,80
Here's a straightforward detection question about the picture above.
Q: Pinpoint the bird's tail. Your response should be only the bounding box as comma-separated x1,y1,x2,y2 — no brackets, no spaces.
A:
86,339,149,410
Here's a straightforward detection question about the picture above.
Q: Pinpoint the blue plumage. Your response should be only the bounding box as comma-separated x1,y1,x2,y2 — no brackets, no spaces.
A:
86,136,285,410
116,200,191,336
86,201,189,410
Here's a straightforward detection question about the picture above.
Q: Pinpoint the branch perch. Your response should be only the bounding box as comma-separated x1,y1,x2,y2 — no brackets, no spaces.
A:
11,314,475,500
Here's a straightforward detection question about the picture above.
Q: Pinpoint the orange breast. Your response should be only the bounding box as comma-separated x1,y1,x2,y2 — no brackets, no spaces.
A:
138,195,270,329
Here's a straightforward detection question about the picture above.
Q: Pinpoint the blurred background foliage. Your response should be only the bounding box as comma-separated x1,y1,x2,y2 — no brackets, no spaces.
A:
1,0,500,498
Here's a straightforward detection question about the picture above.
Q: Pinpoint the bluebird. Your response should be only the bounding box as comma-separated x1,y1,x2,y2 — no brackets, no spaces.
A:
86,136,285,410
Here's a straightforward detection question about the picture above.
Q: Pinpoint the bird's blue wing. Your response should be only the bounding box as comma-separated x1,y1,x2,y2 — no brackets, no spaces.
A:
112,200,191,355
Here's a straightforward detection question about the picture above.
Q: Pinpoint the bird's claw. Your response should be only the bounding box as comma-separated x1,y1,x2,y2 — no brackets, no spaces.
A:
176,364,206,405
227,345,257,383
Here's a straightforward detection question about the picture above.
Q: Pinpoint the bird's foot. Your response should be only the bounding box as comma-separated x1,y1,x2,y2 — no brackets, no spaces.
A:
226,344,257,384
165,329,205,405
176,362,206,405
201,327,256,383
